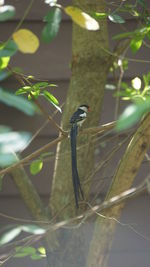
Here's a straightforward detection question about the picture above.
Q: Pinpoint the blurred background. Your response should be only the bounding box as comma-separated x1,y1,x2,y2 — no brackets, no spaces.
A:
0,0,150,266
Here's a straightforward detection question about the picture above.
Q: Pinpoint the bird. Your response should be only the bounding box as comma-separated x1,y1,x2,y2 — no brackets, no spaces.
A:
70,104,90,208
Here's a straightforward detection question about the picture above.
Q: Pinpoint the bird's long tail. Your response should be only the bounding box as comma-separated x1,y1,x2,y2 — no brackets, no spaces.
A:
70,123,84,208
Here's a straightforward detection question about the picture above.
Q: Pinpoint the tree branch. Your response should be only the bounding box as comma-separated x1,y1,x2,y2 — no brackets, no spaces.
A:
0,136,64,177
0,122,116,177
81,121,116,135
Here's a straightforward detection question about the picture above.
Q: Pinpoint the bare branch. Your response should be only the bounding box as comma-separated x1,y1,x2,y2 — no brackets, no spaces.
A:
81,121,116,135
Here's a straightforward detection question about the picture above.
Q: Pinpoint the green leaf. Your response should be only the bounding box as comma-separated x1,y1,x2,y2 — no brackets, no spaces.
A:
0,88,38,115
112,31,134,40
116,104,139,131
49,83,58,87
0,40,18,57
0,153,16,168
38,247,46,255
0,131,31,153
138,27,150,36
0,5,15,21
0,227,22,246
130,38,143,53
113,26,150,40
15,90,28,95
42,7,62,43
33,82,49,88
0,153,17,167
14,246,37,258
108,14,125,24
0,57,10,69
116,99,150,131
21,225,46,235
64,6,99,30
30,160,43,175
15,86,32,95
143,72,150,87
0,131,31,167
92,12,108,19
14,252,30,258
14,245,45,259
30,90,40,99
43,90,59,105
43,90,62,112
15,246,36,254
31,254,43,260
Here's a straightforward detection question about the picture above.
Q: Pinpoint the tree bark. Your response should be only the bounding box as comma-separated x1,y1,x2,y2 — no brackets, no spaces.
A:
11,166,48,221
50,0,109,218
46,1,109,266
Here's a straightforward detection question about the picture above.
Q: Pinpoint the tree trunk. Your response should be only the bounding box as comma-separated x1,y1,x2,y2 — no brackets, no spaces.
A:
50,0,109,218
46,1,110,266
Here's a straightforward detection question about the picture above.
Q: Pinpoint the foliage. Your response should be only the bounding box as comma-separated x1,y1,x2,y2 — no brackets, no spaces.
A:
12,29,40,54
0,87,38,115
42,7,62,42
116,72,150,130
64,6,99,30
0,127,31,167
30,151,53,175
30,159,43,175
14,246,46,260
15,81,61,112
0,224,46,246
0,5,15,21
0,0,150,266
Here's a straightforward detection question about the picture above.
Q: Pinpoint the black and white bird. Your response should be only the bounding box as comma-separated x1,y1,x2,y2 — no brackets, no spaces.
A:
70,104,90,208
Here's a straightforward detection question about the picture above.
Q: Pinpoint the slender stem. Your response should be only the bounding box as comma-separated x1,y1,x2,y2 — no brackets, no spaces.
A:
32,95,66,135
114,59,124,120
14,0,35,32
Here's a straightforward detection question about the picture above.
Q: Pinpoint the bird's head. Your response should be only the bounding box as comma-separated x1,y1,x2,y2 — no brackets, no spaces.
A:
78,104,90,113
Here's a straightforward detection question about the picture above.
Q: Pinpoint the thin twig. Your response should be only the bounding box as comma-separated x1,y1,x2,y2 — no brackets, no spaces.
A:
114,59,124,120
81,121,116,135
13,0,35,33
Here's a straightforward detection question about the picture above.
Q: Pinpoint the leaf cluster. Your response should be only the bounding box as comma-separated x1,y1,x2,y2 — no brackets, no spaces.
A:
14,246,46,260
15,81,61,113
116,72,150,131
